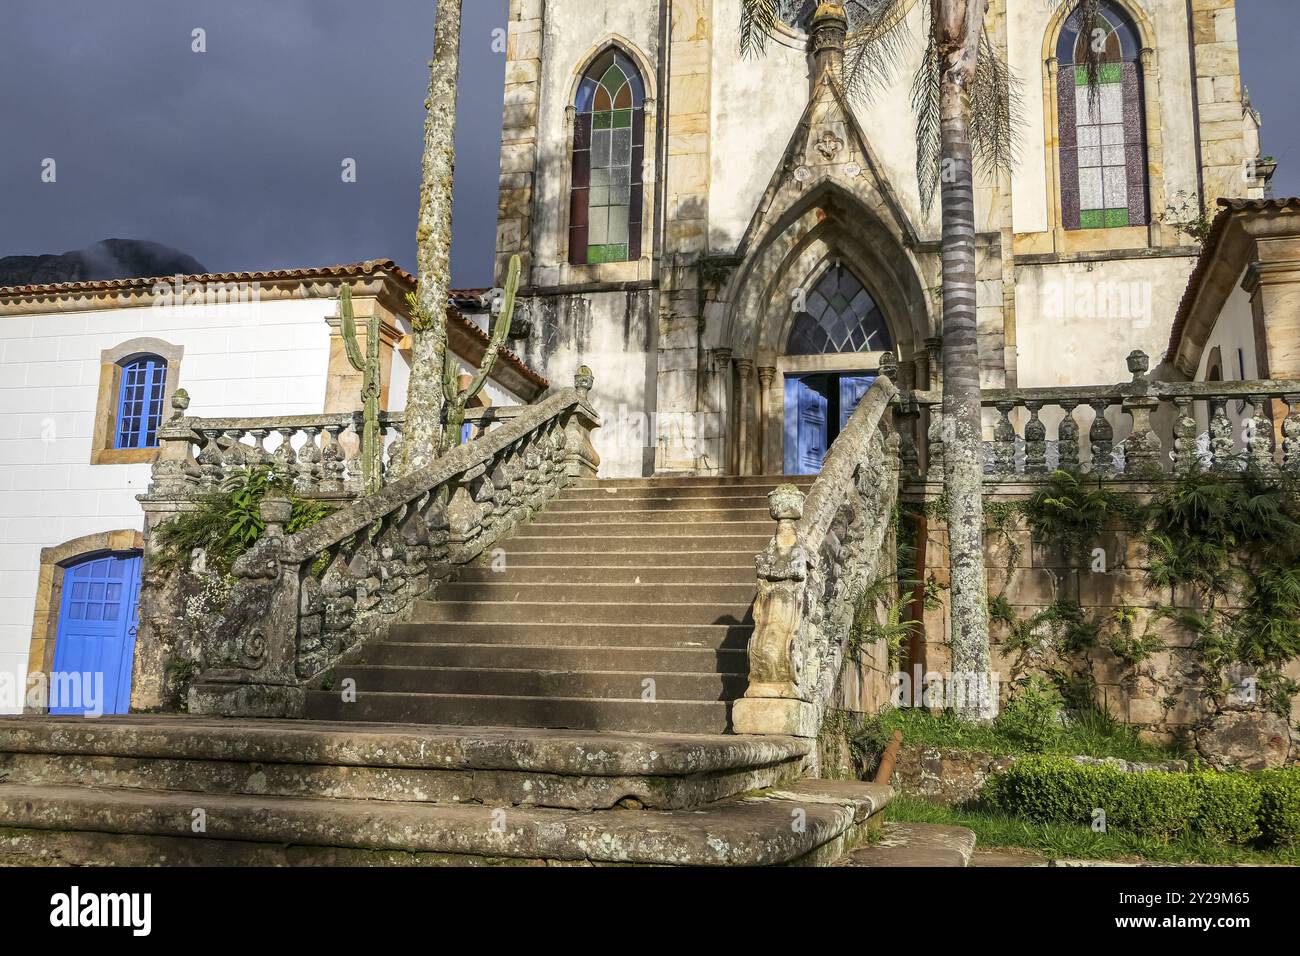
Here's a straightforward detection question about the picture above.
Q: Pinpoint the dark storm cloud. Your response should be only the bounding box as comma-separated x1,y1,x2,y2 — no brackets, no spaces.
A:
0,0,508,286
0,0,1295,290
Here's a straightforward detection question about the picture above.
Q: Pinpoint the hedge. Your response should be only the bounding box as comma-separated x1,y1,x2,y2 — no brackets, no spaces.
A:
983,757,1299,847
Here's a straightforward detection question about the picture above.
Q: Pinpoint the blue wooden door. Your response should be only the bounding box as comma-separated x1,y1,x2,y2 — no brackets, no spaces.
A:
784,377,829,475
50,554,141,716
839,375,875,431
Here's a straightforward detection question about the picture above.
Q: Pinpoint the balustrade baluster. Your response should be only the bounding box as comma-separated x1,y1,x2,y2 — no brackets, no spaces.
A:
297,426,323,492
196,429,224,487
1208,397,1234,473
1057,401,1080,472
320,424,347,492
1171,396,1198,474
1247,394,1277,474
220,429,246,475
1283,394,1300,476
926,409,945,481
1024,401,1047,475
247,428,270,468
272,427,297,474
1087,400,1114,476
991,402,1017,477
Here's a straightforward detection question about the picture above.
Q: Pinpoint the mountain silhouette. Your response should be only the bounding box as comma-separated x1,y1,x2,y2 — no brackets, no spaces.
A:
0,239,208,287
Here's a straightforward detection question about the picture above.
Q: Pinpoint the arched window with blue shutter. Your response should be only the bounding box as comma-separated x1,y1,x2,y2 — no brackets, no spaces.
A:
1056,2,1149,230
114,355,168,449
570,49,646,265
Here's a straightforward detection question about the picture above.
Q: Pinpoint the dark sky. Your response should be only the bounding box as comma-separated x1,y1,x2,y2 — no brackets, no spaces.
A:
1,0,1296,288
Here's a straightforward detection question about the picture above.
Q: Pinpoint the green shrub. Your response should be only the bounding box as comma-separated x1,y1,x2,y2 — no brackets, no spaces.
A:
1258,769,1300,847
983,756,1116,826
1192,773,1263,845
994,676,1064,753
985,756,1283,845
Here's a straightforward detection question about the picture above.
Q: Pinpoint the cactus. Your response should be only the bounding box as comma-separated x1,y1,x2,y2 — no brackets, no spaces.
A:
441,254,521,452
339,283,383,494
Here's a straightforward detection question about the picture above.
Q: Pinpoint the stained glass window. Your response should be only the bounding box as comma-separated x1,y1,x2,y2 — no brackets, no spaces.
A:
1056,3,1148,230
787,267,892,356
114,355,167,449
570,50,645,266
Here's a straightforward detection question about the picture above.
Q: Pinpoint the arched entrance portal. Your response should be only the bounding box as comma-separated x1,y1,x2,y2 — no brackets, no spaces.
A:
782,264,893,473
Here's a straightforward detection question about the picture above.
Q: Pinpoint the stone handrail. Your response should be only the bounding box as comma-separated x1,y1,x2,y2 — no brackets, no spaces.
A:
187,369,601,717
893,349,1300,480
732,373,901,739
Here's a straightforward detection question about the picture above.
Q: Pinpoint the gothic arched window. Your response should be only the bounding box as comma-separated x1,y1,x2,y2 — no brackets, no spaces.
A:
787,267,892,356
570,49,646,265
1057,2,1148,230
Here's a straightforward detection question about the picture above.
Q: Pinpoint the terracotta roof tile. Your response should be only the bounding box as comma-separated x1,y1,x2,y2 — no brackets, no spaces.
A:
0,260,548,391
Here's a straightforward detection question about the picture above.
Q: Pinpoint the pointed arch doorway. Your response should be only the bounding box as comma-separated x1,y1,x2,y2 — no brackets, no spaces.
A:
781,264,892,475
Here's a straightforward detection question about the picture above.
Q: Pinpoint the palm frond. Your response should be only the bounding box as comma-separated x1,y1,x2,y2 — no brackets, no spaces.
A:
1048,0,1106,106
969,30,1022,178
840,0,915,104
739,0,781,59
910,8,941,212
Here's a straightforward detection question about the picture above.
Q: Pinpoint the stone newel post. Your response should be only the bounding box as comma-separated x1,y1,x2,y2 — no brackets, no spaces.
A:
732,484,815,737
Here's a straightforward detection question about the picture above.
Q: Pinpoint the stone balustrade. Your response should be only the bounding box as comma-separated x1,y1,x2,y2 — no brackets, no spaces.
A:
892,350,1300,481
171,370,600,718
733,370,901,741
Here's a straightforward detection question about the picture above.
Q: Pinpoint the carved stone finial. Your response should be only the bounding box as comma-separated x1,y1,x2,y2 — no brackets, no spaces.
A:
879,351,899,383
768,483,805,522
810,1,848,85
170,388,191,419
1127,350,1150,383
260,497,293,538
574,365,594,401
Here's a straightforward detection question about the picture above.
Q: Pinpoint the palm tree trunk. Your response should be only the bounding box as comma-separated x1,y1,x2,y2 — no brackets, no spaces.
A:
938,0,994,720
404,0,463,474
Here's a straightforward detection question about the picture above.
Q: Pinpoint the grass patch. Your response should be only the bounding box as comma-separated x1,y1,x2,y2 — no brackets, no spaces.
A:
887,795,1300,866
855,707,1187,765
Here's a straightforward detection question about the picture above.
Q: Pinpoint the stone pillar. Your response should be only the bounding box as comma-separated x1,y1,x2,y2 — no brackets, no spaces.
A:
495,0,545,284
809,2,847,91
709,348,733,477
736,359,755,477
757,366,777,476
1190,0,1250,208
1139,48,1168,246
654,0,714,474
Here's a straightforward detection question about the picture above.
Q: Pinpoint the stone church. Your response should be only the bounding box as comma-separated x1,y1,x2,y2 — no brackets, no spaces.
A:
496,0,1270,478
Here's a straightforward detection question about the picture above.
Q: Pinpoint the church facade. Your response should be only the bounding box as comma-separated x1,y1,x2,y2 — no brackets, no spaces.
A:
495,0,1270,478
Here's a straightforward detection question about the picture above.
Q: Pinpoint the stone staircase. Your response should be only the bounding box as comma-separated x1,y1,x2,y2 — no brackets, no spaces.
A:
304,475,815,733
0,475,898,866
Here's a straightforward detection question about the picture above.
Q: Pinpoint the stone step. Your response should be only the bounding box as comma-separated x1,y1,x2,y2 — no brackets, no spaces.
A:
571,475,814,490
410,600,754,627
453,565,756,585
539,506,772,523
303,690,733,734
333,665,745,700
0,717,805,812
431,581,756,606
362,642,748,673
388,622,752,650
497,534,771,554
0,777,889,867
547,495,773,513
835,822,977,867
523,520,774,538
487,550,758,568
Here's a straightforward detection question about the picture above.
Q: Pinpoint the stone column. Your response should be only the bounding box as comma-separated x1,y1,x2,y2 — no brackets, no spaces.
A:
709,348,733,477
1190,0,1249,208
1139,48,1168,246
654,0,715,475
757,366,777,476
496,0,545,284
736,359,755,477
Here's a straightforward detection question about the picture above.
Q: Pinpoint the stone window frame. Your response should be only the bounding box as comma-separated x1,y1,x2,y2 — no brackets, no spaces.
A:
1040,0,1168,252
91,337,184,465
25,530,145,714
556,37,657,285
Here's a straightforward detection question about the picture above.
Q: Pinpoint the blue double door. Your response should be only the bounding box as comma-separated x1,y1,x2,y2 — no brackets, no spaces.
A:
50,553,142,715
784,373,875,475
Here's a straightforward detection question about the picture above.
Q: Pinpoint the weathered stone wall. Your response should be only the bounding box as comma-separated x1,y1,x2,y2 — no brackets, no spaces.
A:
914,486,1300,748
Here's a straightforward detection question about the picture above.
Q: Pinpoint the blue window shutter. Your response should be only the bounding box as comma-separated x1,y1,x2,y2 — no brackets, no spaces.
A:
114,356,168,449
